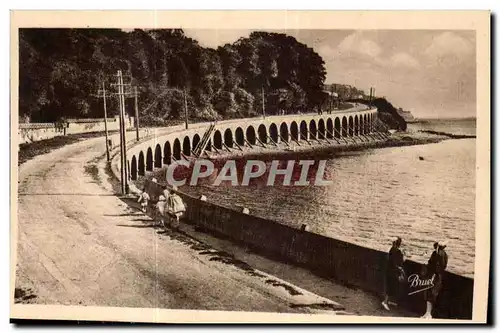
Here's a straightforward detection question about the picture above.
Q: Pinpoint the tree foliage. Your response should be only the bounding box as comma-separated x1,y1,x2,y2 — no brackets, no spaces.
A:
19,29,327,124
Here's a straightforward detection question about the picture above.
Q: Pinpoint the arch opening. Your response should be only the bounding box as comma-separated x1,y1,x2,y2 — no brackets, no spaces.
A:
258,124,267,143
318,119,326,139
163,141,171,164
182,136,191,156
280,122,289,142
192,134,201,152
309,120,317,139
138,151,145,176
326,118,333,139
290,122,299,141
235,127,244,146
348,116,354,136
146,147,153,171
154,144,162,168
269,123,279,143
354,116,359,136
246,126,256,145
300,121,308,140
173,139,181,160
224,128,233,148
341,117,348,137
214,130,222,149
335,118,341,138
131,156,138,180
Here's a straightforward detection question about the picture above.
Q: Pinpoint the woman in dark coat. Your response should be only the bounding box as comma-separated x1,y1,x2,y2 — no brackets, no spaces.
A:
421,241,448,318
382,237,405,311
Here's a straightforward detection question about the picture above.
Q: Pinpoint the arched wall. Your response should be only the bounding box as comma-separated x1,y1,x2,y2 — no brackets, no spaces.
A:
124,108,378,178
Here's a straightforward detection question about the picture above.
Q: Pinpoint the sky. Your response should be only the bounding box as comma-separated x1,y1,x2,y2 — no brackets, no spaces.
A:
184,29,476,119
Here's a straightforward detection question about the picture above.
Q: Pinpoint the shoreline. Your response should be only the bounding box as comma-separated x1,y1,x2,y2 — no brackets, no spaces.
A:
158,130,466,170
210,134,443,161
143,129,472,186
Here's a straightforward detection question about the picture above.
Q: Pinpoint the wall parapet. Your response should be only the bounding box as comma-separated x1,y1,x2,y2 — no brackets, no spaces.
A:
19,116,135,144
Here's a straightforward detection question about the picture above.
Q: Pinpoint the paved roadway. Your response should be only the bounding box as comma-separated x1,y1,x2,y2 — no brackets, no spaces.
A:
14,131,347,316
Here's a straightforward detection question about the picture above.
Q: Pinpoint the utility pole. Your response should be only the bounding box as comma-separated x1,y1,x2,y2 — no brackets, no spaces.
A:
330,85,334,112
119,71,129,192
369,87,373,107
184,89,189,129
96,82,110,162
262,86,265,118
134,86,140,142
112,70,130,195
116,71,126,194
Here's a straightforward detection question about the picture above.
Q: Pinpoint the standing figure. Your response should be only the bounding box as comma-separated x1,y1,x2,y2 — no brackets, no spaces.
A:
382,237,405,311
166,186,186,232
162,187,171,203
421,241,448,319
155,194,167,230
137,188,150,213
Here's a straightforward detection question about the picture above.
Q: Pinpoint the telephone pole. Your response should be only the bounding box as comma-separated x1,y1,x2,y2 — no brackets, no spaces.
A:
184,89,189,130
117,71,126,194
262,86,266,118
111,70,131,195
119,71,129,192
134,86,140,142
369,87,373,107
96,82,110,161
330,85,334,112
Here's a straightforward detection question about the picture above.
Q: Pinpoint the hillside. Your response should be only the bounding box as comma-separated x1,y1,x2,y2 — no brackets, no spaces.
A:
20,29,327,125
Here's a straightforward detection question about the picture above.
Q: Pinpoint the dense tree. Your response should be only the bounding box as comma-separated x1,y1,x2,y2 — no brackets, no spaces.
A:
19,28,329,124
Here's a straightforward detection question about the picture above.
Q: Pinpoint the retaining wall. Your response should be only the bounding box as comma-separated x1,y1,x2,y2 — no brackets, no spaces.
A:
143,179,474,320
19,116,135,144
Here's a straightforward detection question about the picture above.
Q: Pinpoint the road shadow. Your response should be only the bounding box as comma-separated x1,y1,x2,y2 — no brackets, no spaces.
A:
18,193,115,196
103,213,145,217
116,224,158,229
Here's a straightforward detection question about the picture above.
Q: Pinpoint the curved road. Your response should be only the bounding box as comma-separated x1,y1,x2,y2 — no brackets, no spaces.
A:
14,132,345,317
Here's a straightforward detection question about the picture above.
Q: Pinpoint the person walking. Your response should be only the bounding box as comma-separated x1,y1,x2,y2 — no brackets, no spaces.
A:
382,237,405,311
155,194,167,230
137,188,150,213
421,241,448,319
162,187,171,202
166,186,186,232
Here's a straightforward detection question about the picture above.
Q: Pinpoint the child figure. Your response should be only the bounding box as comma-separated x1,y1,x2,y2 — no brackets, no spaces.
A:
155,194,167,229
166,186,186,232
137,188,150,213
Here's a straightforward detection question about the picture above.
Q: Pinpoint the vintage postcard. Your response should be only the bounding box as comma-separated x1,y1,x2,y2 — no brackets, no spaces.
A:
10,10,490,324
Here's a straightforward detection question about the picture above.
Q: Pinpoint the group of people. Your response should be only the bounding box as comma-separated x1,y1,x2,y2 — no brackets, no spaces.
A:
382,237,449,319
137,182,186,232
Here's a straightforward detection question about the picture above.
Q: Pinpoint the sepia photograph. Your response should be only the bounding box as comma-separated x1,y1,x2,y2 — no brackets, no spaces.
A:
10,10,490,324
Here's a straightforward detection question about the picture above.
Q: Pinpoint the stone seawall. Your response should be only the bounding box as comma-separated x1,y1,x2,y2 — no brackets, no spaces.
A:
143,179,473,320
